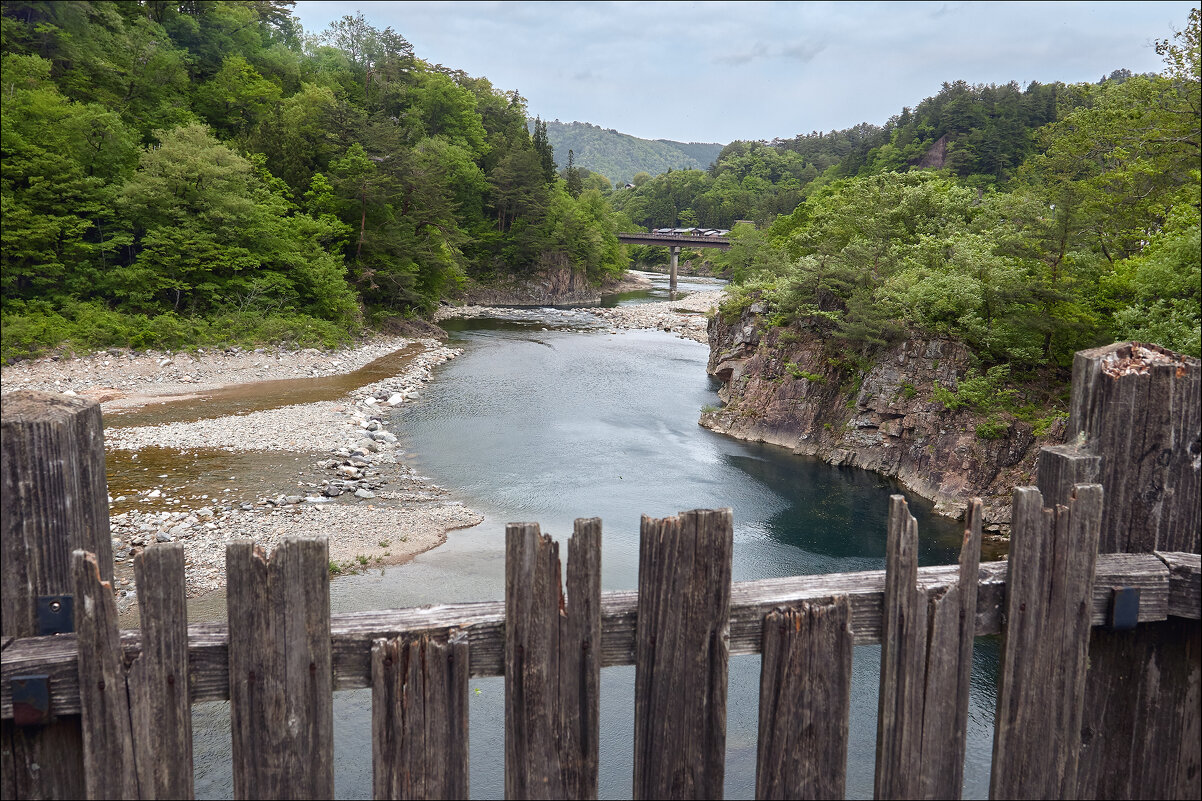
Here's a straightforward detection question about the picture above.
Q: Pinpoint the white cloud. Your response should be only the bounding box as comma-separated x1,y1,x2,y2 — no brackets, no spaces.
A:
292,0,1197,143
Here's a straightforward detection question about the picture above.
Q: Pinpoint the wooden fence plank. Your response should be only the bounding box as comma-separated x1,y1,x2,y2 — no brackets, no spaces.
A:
504,522,563,799
918,497,982,800
755,598,852,800
371,634,469,800
633,508,733,800
130,544,194,799
503,518,601,799
1046,343,1201,801
1074,618,1201,801
227,538,333,800
2,552,1179,718
73,549,138,799
2,390,111,800
561,518,602,800
874,496,925,800
990,484,1103,800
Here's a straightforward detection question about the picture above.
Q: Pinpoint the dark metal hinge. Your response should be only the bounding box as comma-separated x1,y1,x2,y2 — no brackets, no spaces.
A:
36,595,73,635
11,675,51,726
1108,586,1140,631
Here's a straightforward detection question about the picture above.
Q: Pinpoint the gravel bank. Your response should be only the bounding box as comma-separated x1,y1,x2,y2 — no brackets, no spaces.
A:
1,336,419,407
582,289,725,343
435,287,727,344
1,336,483,603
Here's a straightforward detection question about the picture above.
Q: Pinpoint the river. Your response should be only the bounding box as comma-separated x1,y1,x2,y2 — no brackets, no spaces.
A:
191,273,998,799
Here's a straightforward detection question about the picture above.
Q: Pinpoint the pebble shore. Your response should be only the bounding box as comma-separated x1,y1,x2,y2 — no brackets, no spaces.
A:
582,289,724,343
1,337,482,602
2,283,727,605
436,288,726,344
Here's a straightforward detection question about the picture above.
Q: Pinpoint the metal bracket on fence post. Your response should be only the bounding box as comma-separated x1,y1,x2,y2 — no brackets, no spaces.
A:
1108,586,1140,631
11,675,51,726
36,595,74,635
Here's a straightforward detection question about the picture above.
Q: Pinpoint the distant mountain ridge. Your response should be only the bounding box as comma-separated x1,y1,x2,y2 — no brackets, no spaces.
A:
528,119,725,187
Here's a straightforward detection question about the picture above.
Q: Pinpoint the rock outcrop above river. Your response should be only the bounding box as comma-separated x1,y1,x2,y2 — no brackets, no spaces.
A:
700,305,1065,527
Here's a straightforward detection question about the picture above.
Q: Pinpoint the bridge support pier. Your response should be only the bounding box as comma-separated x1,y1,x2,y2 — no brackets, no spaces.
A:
669,246,679,292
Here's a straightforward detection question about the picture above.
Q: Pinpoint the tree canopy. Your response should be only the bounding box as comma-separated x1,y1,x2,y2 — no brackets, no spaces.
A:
1,1,628,359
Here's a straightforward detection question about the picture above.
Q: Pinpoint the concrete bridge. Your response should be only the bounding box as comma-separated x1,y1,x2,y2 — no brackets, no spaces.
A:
617,230,731,290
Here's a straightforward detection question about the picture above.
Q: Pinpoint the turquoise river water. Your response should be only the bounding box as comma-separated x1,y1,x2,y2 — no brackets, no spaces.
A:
191,274,999,799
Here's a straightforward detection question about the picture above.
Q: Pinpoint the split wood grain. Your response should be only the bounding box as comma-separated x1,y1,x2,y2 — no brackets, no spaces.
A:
990,484,1102,800
1158,551,1201,619
130,544,194,799
371,634,469,800
916,498,982,801
1053,342,1200,801
73,550,138,799
874,497,982,800
755,598,853,800
504,519,601,799
874,496,925,801
72,544,193,800
227,538,333,800
633,509,733,800
2,390,112,800
3,552,1186,719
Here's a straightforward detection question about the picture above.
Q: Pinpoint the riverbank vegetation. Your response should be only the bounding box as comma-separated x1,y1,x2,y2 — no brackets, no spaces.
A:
3,3,1197,381
1,1,629,361
622,11,1199,382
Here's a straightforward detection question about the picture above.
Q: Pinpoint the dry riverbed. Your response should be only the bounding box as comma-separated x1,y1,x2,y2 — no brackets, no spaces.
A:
1,336,483,604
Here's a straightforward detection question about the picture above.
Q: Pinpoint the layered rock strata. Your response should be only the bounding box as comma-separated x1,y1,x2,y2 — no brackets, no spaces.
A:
700,306,1065,527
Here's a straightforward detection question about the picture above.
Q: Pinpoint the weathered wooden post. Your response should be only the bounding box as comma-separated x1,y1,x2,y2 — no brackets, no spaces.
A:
227,538,334,800
633,508,733,800
2,391,113,799
1036,342,1201,799
504,518,602,800
756,597,853,800
989,484,1104,799
875,496,982,800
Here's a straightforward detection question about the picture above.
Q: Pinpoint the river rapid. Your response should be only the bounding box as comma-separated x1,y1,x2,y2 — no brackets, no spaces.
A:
192,273,999,799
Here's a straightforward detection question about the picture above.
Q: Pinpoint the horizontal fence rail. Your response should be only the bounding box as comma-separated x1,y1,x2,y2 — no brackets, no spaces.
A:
3,343,1198,800
3,550,1196,720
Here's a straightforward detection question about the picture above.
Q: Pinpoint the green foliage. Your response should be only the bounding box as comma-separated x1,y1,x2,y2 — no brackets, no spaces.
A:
1033,411,1069,437
785,363,824,382
0,301,354,363
1,1,634,358
932,365,1017,412
975,416,1009,440
900,382,918,399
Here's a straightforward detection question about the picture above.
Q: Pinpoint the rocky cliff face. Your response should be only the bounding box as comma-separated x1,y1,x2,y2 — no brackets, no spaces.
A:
700,305,1064,528
457,260,602,306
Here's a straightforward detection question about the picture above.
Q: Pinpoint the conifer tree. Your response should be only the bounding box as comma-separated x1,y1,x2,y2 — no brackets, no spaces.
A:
532,117,557,183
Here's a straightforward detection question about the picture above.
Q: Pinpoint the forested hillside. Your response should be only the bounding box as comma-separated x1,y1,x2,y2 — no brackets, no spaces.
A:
708,9,1200,393
532,119,724,186
611,10,1199,374
1,1,629,360
2,0,1196,387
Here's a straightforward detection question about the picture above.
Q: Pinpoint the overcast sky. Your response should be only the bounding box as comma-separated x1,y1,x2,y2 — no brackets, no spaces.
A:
291,1,1196,145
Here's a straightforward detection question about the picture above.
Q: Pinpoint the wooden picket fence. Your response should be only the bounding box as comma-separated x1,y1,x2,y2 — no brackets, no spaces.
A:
2,341,1199,800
